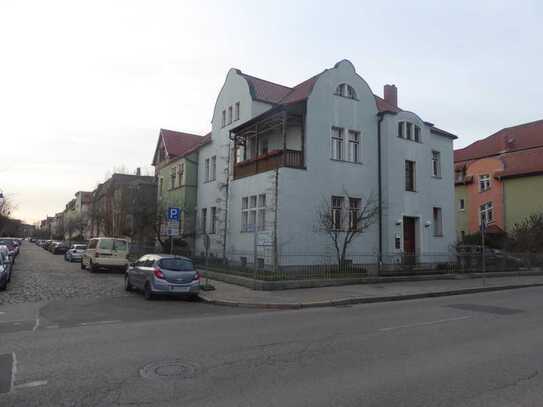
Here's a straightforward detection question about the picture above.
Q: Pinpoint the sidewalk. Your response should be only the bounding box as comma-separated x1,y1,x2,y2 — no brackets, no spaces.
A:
199,274,543,309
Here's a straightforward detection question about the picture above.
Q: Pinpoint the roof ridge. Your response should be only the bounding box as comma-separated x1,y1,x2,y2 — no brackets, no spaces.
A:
239,72,292,90
160,128,203,138
503,118,543,131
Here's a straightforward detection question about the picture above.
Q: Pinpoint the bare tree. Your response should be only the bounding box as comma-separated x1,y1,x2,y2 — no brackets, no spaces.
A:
317,192,380,266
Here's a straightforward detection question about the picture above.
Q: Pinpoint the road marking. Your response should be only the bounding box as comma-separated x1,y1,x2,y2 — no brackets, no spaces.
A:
15,380,47,389
379,316,471,332
79,320,122,326
11,353,16,394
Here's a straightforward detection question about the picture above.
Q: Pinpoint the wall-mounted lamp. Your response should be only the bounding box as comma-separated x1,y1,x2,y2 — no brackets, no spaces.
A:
424,221,432,228
395,219,402,226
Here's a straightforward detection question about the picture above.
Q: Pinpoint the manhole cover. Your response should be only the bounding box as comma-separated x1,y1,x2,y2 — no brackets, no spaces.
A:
140,360,198,380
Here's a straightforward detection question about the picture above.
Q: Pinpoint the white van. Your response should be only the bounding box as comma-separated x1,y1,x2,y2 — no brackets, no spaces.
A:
81,237,129,272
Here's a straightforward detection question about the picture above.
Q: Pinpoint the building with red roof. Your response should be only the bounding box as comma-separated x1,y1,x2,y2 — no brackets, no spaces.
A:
454,120,543,238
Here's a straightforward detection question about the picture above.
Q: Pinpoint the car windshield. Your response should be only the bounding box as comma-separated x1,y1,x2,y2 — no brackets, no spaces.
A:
159,258,194,271
98,239,113,250
74,245,87,250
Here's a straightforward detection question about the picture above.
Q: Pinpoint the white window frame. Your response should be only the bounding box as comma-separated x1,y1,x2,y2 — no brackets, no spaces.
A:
235,102,240,121
480,202,493,225
405,160,416,192
331,196,344,230
433,207,443,237
210,156,216,181
347,130,360,163
201,208,207,234
257,194,266,231
241,197,248,232
398,121,405,139
432,150,441,177
348,197,361,231
221,110,226,127
459,199,465,211
204,158,210,183
331,127,344,161
177,163,184,187
228,106,233,124
479,174,491,192
210,207,216,234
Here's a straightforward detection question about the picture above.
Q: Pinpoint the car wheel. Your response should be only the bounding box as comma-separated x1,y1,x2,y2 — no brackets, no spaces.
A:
124,275,133,292
0,278,6,291
89,261,98,273
143,283,154,300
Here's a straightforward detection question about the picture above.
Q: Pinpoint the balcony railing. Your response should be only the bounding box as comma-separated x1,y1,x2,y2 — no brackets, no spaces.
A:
234,149,304,179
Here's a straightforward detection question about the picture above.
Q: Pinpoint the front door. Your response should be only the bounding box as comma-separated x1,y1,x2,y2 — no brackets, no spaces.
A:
403,217,416,264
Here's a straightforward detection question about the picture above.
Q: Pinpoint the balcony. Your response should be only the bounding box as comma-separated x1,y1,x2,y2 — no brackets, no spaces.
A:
234,149,304,179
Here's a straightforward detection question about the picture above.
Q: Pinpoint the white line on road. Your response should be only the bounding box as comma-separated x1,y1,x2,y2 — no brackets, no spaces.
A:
79,320,122,326
10,352,17,394
15,380,47,389
379,316,472,332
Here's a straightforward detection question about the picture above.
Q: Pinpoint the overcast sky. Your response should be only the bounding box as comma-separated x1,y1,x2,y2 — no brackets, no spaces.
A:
1,0,542,224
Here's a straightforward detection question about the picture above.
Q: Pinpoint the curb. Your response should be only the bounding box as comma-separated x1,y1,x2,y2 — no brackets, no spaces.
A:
199,282,543,310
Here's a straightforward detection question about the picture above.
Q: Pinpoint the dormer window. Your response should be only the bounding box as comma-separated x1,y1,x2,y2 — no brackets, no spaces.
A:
335,83,357,100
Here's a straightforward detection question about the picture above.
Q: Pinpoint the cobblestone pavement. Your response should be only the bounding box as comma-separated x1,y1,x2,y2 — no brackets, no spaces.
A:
0,241,126,304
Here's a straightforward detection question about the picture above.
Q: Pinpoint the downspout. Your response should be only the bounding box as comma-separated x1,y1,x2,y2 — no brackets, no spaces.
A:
377,112,384,272
222,134,231,262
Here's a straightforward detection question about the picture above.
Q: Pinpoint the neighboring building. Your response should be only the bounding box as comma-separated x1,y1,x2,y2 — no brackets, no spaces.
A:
88,172,157,245
152,129,210,253
193,60,457,267
63,191,92,241
455,119,543,239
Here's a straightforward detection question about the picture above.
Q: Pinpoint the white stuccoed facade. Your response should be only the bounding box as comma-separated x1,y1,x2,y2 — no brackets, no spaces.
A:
194,60,456,267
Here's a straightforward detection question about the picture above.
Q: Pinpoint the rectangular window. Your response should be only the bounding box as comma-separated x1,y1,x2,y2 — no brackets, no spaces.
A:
406,122,413,140
204,159,210,183
221,110,226,127
170,167,176,189
432,151,441,177
479,174,491,192
433,207,443,236
349,198,361,230
331,196,343,230
405,160,416,191
398,121,404,138
250,195,257,209
258,194,266,231
210,156,216,181
210,207,216,234
459,199,465,211
414,126,421,142
235,102,240,121
228,106,233,124
347,130,360,163
331,127,344,160
177,163,184,187
201,208,207,234
480,202,493,225
455,170,464,183
241,197,248,232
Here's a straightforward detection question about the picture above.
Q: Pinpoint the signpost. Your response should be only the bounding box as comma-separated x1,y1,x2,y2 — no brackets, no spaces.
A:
167,208,181,254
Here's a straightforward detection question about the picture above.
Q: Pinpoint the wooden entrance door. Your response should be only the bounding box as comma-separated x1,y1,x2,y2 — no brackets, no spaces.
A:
403,217,416,264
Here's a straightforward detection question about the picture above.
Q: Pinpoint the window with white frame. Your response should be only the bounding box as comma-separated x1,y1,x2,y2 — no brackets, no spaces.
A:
210,207,216,234
204,158,210,182
414,125,421,142
335,83,357,99
349,198,361,231
331,196,344,230
177,163,184,187
459,199,465,211
347,130,360,163
433,207,443,236
406,122,413,140
228,106,233,124
210,156,216,181
432,151,441,177
331,127,344,160
249,195,257,228
480,202,493,225
257,194,266,231
405,160,416,191
241,197,248,232
335,84,346,97
235,102,240,121
170,166,176,189
221,110,226,127
398,121,405,139
201,208,207,234
479,174,491,192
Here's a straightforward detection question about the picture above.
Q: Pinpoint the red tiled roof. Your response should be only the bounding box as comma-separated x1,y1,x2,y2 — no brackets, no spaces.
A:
153,129,209,165
238,72,291,104
495,146,543,179
374,95,401,113
454,119,543,163
279,73,323,105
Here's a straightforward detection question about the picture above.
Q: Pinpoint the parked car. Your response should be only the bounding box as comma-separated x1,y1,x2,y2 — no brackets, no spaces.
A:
0,247,12,290
0,239,18,264
52,242,69,255
125,254,200,300
65,244,87,262
81,237,129,272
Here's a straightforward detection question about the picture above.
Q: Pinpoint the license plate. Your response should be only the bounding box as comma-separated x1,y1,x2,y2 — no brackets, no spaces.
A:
170,286,190,293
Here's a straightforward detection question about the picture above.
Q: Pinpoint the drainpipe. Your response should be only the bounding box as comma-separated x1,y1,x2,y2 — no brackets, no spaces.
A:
377,112,384,273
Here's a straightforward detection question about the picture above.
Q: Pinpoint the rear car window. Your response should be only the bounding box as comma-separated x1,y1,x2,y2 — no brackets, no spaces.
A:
159,258,194,271
113,239,128,251
75,245,87,250
98,239,113,250
88,240,98,249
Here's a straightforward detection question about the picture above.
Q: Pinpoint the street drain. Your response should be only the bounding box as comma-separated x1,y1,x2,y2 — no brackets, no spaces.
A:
140,360,198,380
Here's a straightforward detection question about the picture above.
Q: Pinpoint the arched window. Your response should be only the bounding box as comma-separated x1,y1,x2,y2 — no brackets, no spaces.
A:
335,83,357,99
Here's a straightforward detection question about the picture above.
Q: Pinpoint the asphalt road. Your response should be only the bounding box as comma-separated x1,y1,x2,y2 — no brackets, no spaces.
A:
2,243,543,406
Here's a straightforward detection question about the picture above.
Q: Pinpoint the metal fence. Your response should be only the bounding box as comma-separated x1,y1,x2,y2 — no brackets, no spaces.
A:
126,244,543,281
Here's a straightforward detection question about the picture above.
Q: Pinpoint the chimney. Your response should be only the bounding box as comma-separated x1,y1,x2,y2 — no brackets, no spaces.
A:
136,167,141,176
383,84,398,107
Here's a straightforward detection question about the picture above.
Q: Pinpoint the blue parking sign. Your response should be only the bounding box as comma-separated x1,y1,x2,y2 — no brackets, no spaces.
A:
168,207,180,221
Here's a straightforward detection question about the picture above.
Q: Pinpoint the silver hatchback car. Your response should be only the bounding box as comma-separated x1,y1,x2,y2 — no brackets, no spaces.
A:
125,254,200,300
